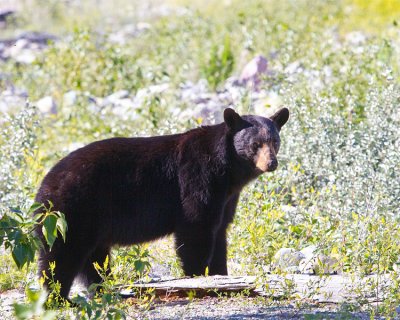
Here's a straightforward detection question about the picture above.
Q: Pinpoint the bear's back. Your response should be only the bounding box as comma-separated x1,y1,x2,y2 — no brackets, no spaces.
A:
36,136,184,244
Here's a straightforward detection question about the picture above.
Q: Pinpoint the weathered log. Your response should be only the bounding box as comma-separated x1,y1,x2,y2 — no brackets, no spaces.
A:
120,274,391,303
120,275,257,298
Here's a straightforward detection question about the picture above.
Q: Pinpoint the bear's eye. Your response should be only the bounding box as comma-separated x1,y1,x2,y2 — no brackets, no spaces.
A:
252,142,261,151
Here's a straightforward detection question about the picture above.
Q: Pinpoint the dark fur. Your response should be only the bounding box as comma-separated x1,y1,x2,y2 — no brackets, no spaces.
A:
35,108,289,298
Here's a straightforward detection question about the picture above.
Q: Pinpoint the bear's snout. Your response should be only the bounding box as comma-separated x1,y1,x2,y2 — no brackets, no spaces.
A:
266,158,278,172
254,144,278,172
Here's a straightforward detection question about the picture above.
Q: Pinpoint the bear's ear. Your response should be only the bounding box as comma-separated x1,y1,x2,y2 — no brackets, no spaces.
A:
269,107,289,131
224,108,246,131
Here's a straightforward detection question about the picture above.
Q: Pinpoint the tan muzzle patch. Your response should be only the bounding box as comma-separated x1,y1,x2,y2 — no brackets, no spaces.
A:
254,144,270,172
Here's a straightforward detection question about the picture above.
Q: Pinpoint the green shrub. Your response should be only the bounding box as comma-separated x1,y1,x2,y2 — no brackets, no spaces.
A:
201,35,235,89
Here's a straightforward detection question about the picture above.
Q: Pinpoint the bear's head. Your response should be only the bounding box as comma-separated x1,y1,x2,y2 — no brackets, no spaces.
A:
224,107,289,173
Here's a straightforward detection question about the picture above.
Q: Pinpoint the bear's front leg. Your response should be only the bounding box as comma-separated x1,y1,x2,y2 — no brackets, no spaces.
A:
208,193,240,275
208,227,228,275
175,221,218,276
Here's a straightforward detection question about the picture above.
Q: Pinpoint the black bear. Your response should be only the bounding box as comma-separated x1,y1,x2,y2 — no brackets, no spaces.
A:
35,107,289,299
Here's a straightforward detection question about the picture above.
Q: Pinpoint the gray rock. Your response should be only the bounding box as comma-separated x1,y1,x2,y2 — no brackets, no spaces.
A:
16,31,57,45
239,55,268,89
273,248,305,269
0,31,57,62
3,38,37,64
0,10,15,29
0,10,15,23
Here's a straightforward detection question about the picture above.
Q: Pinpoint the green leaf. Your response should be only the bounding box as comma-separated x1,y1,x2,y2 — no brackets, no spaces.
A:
134,260,144,274
10,207,23,214
42,215,58,248
56,215,68,243
28,202,44,215
26,287,41,302
12,243,30,269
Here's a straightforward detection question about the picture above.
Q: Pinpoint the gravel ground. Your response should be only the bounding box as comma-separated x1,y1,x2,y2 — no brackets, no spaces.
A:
0,284,381,319
129,297,374,319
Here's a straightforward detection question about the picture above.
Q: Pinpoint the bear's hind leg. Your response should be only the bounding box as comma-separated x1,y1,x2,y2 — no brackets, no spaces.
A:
79,246,111,294
39,244,88,300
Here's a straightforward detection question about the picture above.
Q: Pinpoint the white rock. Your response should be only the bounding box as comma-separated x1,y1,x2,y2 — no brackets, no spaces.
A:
181,79,209,101
0,89,27,114
102,97,140,121
225,86,244,102
115,98,135,109
15,50,36,64
393,257,400,272
273,248,305,269
281,205,297,215
299,258,315,274
345,31,367,45
137,22,152,31
299,254,339,275
35,96,57,114
323,65,333,79
106,90,130,103
284,61,302,74
285,266,300,274
316,255,339,274
2,87,28,98
300,245,317,260
148,83,169,94
7,39,29,57
239,55,268,89
63,90,78,106
108,32,127,45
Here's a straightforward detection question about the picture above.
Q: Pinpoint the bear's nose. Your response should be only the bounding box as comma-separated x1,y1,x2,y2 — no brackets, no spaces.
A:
267,159,278,171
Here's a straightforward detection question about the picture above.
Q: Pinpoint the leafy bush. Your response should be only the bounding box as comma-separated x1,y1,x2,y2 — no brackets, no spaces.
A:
0,202,67,269
201,35,235,89
13,288,57,320
0,104,38,209
12,30,146,100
